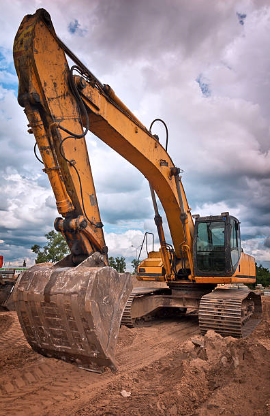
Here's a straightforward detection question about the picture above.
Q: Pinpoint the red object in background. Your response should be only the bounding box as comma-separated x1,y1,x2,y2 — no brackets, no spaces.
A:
0,256,3,268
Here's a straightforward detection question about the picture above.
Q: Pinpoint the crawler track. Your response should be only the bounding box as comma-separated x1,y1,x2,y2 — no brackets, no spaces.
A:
121,287,166,328
199,288,262,337
121,291,137,327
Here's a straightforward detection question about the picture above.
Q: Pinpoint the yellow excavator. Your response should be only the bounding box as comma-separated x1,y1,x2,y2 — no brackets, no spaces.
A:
13,9,262,372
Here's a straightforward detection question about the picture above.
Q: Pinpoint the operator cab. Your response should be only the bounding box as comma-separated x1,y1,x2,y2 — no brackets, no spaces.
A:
193,212,241,277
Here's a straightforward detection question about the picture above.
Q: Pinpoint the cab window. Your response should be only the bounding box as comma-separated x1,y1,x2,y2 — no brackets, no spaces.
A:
196,221,226,273
230,219,241,268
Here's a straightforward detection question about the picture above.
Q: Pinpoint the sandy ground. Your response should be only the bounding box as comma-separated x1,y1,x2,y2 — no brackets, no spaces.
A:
0,292,269,416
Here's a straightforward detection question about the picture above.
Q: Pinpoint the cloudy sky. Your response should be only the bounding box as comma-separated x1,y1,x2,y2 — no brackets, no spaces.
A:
0,0,269,271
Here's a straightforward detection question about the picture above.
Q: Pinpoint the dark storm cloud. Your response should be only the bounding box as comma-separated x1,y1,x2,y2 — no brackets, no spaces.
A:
0,229,45,248
99,190,152,225
89,0,239,61
184,170,270,240
264,237,270,248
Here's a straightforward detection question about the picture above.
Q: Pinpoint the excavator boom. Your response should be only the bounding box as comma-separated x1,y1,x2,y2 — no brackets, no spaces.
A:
14,8,194,279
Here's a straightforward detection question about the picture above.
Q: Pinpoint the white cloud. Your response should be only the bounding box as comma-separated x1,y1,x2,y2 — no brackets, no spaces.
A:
242,237,270,264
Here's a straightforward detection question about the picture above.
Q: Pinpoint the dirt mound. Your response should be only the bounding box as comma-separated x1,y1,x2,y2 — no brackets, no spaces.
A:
76,330,270,416
75,329,270,415
253,293,270,342
75,298,270,416
0,312,14,335
179,330,270,415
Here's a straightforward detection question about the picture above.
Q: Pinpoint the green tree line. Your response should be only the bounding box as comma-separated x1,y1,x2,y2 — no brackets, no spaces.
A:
255,263,270,288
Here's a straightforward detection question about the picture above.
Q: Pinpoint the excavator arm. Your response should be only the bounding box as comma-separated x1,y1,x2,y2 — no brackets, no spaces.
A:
14,8,194,279
14,10,107,263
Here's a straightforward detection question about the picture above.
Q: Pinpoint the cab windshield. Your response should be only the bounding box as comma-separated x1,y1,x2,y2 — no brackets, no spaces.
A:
196,221,226,273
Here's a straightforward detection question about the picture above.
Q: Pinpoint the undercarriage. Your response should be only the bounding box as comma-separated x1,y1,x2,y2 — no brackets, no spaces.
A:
121,283,262,338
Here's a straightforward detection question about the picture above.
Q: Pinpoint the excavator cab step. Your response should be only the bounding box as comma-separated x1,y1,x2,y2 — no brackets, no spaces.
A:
13,253,132,372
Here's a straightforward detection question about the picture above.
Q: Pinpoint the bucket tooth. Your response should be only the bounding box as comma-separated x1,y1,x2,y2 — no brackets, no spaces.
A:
13,254,132,372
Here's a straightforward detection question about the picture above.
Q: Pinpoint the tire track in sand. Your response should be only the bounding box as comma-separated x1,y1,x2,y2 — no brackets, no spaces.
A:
0,312,199,415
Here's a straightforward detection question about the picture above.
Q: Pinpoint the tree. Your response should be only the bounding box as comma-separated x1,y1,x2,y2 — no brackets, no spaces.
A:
131,258,140,274
108,256,126,273
31,230,69,264
256,263,270,288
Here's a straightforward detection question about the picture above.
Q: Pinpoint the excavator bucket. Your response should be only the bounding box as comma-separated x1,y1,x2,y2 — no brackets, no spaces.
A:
13,253,132,372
